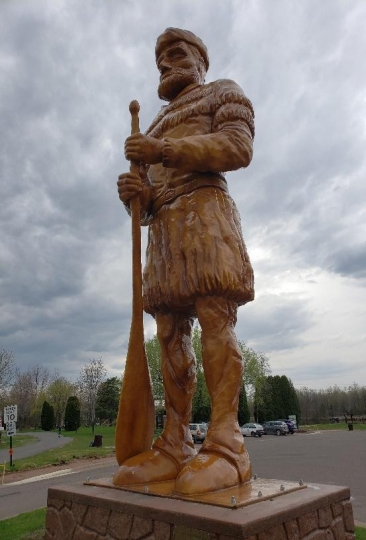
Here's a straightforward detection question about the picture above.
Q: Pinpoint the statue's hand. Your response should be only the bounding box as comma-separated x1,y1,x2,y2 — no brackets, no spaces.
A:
125,133,163,165
117,172,143,203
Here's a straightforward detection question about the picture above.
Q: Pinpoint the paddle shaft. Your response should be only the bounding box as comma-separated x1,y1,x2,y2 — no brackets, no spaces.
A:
129,100,143,323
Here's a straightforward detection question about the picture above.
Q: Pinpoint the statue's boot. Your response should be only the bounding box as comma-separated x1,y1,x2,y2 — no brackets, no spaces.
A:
114,312,197,486
113,437,195,485
175,296,251,495
175,438,251,495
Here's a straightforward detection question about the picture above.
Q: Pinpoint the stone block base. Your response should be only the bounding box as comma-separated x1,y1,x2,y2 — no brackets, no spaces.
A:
45,480,355,539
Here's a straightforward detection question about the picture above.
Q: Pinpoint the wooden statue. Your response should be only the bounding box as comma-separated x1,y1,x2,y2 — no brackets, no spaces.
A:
114,27,255,495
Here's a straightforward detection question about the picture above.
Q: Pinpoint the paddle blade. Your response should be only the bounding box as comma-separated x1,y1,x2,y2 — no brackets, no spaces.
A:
115,335,155,465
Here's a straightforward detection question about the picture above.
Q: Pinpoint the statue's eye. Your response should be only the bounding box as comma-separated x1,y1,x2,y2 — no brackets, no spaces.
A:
169,48,186,60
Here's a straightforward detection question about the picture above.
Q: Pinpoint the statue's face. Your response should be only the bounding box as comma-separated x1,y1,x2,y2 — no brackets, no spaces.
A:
157,41,205,101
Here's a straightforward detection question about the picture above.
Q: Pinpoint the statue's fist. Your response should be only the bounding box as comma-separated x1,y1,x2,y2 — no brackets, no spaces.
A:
117,172,143,203
124,133,163,165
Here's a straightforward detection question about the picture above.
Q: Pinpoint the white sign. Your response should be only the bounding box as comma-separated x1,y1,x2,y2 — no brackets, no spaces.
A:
6,420,16,436
4,405,17,423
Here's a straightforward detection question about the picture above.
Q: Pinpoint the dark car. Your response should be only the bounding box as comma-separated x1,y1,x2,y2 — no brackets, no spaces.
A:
278,419,297,434
263,421,289,436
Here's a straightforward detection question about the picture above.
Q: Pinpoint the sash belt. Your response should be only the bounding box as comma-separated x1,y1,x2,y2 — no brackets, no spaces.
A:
151,176,228,214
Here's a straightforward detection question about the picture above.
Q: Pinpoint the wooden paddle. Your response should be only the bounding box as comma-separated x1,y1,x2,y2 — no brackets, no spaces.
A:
115,100,155,465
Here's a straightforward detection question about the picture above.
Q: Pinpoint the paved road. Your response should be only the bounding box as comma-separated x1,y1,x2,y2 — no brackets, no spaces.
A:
245,429,366,524
0,458,117,520
0,431,73,464
0,430,365,524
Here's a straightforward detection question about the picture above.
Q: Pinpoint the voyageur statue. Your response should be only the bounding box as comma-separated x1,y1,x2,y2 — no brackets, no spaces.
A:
115,28,255,495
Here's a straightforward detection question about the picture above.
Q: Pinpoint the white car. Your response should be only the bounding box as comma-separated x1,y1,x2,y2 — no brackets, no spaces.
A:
240,423,264,437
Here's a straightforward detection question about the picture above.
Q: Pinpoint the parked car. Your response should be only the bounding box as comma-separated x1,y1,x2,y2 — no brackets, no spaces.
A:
240,423,264,437
278,419,297,434
263,421,289,436
189,423,207,443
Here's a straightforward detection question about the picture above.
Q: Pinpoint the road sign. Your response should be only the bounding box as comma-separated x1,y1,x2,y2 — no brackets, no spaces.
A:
6,421,16,437
4,405,17,423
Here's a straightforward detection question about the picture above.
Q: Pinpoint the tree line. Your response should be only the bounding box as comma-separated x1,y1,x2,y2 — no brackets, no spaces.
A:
0,351,119,433
1,334,270,431
2,344,365,432
296,384,366,424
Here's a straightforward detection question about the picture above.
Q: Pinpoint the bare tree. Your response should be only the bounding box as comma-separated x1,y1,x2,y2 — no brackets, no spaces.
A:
9,371,37,429
77,358,106,435
0,350,15,394
29,364,50,394
8,365,51,429
296,384,366,424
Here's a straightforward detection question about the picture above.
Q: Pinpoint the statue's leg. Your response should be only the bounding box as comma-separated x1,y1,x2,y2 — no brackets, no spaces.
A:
153,311,197,463
175,296,251,495
113,311,196,486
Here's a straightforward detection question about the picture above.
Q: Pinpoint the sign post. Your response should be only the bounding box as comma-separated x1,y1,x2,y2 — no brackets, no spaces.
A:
9,437,13,467
4,405,17,468
0,415,3,445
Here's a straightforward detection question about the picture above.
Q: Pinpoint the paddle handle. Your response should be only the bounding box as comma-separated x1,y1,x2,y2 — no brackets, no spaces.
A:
129,101,143,322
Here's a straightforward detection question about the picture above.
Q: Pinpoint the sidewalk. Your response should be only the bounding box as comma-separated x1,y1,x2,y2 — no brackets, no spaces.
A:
0,431,73,464
2,455,116,485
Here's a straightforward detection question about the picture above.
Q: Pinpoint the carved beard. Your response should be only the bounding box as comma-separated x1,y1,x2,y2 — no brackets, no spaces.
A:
158,67,202,101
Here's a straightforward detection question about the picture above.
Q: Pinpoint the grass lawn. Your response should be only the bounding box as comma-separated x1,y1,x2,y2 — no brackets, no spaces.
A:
2,426,116,473
0,433,38,449
300,422,366,431
0,508,46,540
3,426,163,473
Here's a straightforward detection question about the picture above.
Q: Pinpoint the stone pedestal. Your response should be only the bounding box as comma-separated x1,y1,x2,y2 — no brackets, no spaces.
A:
45,480,355,539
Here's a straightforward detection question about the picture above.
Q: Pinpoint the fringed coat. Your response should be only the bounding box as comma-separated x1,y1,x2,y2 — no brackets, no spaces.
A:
132,79,255,316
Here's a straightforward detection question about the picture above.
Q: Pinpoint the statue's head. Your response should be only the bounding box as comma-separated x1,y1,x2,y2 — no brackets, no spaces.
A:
155,28,209,101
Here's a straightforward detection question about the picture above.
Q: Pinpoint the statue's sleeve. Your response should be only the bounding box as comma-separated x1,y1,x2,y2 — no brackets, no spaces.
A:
161,80,255,174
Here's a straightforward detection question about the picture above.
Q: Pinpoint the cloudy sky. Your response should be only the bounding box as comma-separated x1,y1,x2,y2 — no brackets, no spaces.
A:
1,0,365,390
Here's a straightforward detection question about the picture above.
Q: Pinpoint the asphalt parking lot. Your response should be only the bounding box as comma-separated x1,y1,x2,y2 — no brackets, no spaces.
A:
242,429,366,524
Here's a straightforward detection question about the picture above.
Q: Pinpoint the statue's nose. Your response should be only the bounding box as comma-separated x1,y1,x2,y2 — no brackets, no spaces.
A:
159,58,172,74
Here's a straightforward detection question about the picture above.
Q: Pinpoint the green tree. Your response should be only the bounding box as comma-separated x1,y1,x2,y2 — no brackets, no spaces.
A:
239,343,271,387
270,376,285,419
192,369,211,422
47,376,76,428
64,396,81,432
254,375,301,424
254,377,274,423
41,401,55,431
145,335,164,403
95,377,121,424
191,326,211,422
238,382,250,425
279,375,301,424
